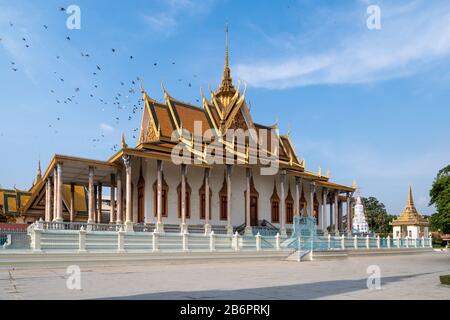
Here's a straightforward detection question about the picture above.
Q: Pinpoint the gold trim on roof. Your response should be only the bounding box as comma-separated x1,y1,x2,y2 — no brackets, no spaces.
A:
391,186,429,226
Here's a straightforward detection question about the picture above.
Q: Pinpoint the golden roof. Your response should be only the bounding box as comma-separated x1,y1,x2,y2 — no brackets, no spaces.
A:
391,186,429,226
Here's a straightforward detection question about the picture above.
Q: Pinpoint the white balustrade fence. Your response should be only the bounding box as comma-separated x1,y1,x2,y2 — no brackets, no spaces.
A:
26,221,433,253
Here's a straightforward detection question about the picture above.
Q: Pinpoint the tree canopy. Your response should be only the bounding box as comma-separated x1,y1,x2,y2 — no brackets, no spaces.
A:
429,165,450,234
362,197,395,236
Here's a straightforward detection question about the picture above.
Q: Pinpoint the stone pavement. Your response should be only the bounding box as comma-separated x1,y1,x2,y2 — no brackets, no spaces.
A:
0,251,449,300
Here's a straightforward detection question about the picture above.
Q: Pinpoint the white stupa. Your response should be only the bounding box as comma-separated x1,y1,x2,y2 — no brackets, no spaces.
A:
352,196,369,234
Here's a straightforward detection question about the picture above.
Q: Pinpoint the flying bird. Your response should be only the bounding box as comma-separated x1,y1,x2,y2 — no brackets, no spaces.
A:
66,36,71,41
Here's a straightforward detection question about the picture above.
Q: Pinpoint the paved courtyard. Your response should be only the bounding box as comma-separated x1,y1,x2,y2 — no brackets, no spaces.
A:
0,251,449,300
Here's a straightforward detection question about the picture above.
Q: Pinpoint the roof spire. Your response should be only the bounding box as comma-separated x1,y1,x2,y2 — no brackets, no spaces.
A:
407,185,414,207
225,20,229,71
122,132,128,149
36,159,42,180
216,21,236,99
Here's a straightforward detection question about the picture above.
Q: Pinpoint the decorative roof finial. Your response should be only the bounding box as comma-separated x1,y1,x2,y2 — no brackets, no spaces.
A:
36,159,42,181
318,167,322,176
122,132,128,149
216,21,236,98
352,179,357,189
407,185,414,207
225,20,229,72
326,168,330,178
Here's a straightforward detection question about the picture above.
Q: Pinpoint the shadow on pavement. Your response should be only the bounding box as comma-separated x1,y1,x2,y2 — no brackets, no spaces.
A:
101,272,434,300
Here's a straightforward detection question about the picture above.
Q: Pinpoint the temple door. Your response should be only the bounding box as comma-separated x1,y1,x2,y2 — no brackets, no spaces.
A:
137,184,144,223
250,196,258,226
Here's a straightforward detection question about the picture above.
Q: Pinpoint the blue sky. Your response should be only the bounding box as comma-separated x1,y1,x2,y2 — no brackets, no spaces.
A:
1,0,449,216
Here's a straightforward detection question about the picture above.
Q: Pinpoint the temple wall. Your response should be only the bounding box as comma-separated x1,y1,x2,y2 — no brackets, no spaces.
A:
126,158,333,229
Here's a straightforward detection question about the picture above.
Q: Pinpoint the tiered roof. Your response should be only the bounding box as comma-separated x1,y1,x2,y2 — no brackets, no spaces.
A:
391,186,429,227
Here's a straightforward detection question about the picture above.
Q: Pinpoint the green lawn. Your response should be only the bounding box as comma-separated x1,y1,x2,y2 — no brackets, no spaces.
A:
440,275,450,285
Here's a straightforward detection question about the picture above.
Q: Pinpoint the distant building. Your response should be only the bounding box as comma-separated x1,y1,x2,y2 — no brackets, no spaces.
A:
352,196,369,234
391,186,430,238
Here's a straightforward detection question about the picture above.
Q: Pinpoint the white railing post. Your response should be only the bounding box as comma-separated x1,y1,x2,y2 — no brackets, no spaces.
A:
341,234,345,250
397,237,400,248
421,236,425,248
405,236,409,248
255,232,261,251
387,235,391,248
366,235,370,249
376,235,380,249
414,238,418,248
232,231,240,251
78,226,86,253
182,232,189,252
275,233,280,251
152,232,159,252
328,234,331,250
354,235,358,249
117,227,125,253
209,231,215,252
429,236,433,248
32,224,42,252
37,218,44,230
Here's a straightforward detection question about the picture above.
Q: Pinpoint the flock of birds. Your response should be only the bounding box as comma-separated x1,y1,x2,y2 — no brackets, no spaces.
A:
1,6,201,153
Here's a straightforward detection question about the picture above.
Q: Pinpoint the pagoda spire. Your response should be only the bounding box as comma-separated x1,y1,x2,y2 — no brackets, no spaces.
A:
407,185,414,207
36,159,42,182
216,21,236,99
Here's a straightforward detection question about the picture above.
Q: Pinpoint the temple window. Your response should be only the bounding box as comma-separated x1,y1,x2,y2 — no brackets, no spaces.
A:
199,175,212,220
219,172,228,220
153,173,169,217
270,181,280,223
285,186,294,224
177,181,191,219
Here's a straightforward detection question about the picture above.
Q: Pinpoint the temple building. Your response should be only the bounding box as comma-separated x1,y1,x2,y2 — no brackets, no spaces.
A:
391,186,430,238
4,27,356,235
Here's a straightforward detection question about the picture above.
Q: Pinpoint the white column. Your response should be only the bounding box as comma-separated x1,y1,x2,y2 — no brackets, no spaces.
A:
55,162,63,222
226,165,232,235
322,188,328,232
180,164,187,234
346,192,352,234
88,166,95,224
70,183,75,222
97,182,102,224
244,168,253,235
279,170,287,237
123,155,133,232
52,167,57,221
309,182,315,219
116,171,123,224
204,168,211,234
110,174,116,224
155,160,164,233
45,178,51,221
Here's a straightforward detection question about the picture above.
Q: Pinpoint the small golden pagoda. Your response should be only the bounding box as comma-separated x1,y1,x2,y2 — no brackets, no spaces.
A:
391,186,429,238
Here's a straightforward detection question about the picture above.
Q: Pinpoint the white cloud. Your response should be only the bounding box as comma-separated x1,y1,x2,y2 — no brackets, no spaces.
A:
142,0,214,35
235,1,450,89
99,123,114,132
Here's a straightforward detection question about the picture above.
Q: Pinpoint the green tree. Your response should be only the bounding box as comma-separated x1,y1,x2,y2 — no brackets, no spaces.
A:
429,165,450,234
362,197,395,236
